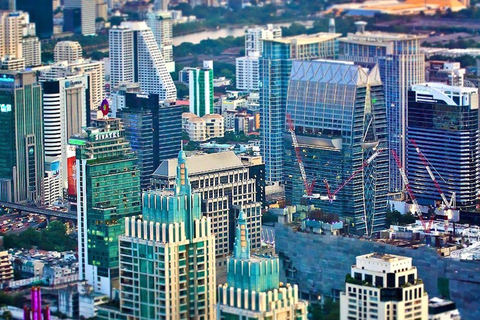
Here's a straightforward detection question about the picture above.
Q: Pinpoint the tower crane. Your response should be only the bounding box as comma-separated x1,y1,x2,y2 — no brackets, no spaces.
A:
391,149,435,233
410,138,457,233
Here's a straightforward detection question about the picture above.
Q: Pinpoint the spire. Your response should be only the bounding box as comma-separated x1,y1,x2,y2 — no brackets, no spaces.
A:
175,149,191,195
233,210,250,260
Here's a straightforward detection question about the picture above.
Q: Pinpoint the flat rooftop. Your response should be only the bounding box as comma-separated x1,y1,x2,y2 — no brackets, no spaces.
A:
265,32,342,45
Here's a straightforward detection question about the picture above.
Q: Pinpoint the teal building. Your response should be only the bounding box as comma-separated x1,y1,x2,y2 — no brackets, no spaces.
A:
0,71,44,204
189,60,214,117
98,149,217,320
216,211,308,319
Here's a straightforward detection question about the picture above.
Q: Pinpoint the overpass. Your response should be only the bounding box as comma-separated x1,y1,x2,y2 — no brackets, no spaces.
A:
0,202,77,221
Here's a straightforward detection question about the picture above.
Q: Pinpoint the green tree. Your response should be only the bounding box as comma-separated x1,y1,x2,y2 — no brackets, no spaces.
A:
2,310,12,320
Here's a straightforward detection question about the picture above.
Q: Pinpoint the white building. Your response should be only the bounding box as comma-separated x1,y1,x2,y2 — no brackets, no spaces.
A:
182,112,224,142
22,36,41,67
236,53,260,91
245,24,282,56
203,113,224,139
146,10,174,72
42,166,62,206
54,41,83,63
340,253,429,320
109,22,176,102
428,297,461,320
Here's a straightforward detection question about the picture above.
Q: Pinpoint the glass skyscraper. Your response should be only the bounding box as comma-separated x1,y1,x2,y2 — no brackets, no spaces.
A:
339,23,425,194
259,33,340,183
73,118,141,296
284,60,388,236
0,71,44,204
407,83,480,211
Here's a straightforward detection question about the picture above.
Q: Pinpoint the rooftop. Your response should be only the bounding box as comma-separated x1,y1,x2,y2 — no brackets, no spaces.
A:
265,32,341,45
363,252,410,262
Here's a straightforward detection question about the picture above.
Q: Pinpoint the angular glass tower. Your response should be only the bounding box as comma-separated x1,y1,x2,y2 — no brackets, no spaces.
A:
284,60,388,236
98,150,217,320
74,118,141,296
216,211,308,319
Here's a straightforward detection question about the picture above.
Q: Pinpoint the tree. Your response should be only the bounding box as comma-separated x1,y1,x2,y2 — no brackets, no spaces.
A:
109,16,124,27
2,310,12,320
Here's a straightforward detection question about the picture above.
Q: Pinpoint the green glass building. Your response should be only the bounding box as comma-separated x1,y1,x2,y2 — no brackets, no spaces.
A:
0,71,44,204
98,150,217,320
73,118,141,297
189,61,214,117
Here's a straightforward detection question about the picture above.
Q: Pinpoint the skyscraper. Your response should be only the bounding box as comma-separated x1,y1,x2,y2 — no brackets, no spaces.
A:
407,83,479,212
284,60,388,235
16,0,53,39
73,118,141,296
259,33,341,183
0,71,44,203
158,102,182,162
109,22,176,102
146,11,174,72
340,253,428,320
339,22,425,194
189,60,214,117
216,211,308,319
54,41,83,63
64,0,96,36
98,150,217,320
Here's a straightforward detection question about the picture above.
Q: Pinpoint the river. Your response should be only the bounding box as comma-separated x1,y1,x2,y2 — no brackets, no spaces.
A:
172,20,315,46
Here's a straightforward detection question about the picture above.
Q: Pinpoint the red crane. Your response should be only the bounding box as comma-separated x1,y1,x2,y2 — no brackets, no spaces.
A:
391,149,435,233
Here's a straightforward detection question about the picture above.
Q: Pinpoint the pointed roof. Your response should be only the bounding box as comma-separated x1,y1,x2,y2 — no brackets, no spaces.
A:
233,211,250,260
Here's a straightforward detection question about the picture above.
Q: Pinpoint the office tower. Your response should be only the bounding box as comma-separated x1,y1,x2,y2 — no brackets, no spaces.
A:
0,71,44,204
95,0,108,22
98,150,216,320
21,36,41,67
119,93,158,190
216,211,308,319
37,59,105,110
0,0,15,10
339,22,425,194
152,151,262,269
158,102,182,162
63,7,81,34
260,33,341,183
407,83,479,212
340,253,428,320
284,60,388,235
146,11,174,72
73,118,141,296
16,0,53,39
425,61,465,87
109,22,176,102
43,75,89,190
189,60,214,117
64,0,96,36
236,25,282,92
54,41,83,63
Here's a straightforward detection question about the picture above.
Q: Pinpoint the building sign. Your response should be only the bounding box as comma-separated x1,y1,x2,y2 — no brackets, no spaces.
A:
64,79,84,88
67,157,76,196
0,104,12,112
0,74,14,83
136,93,149,99
68,138,86,146
94,131,120,141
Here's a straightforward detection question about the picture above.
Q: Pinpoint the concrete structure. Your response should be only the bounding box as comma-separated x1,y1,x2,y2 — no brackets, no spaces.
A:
284,60,388,235
0,251,13,283
0,71,44,204
245,24,282,56
73,118,141,296
21,36,41,67
407,83,479,211
109,22,176,102
340,253,428,320
425,61,465,86
98,150,217,320
203,114,224,140
42,158,62,206
339,22,425,194
152,151,262,269
54,41,83,63
428,297,461,320
146,11,174,72
64,0,96,36
109,82,141,116
189,60,214,117
259,32,341,183
182,112,224,142
216,211,308,319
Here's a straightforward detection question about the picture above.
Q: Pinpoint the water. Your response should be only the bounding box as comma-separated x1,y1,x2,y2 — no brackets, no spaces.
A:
172,21,315,46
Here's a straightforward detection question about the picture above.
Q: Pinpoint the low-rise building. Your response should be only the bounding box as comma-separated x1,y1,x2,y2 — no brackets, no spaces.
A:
0,251,13,283
428,297,461,320
182,112,224,142
203,113,224,139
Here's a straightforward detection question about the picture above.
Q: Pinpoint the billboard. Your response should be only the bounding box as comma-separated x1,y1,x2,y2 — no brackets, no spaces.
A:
67,156,77,196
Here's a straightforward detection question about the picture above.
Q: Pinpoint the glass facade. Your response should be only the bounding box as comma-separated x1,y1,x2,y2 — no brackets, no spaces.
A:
284,61,388,235
158,103,182,163
407,84,480,211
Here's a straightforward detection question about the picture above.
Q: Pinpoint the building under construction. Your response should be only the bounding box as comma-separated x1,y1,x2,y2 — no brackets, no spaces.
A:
283,60,388,236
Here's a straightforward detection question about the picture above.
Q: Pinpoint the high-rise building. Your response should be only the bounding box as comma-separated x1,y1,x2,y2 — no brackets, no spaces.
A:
158,102,182,162
216,211,308,319
425,61,465,87
189,60,214,117
72,118,141,296
284,60,388,235
109,22,176,102
153,0,169,11
245,24,282,56
260,32,341,183
0,71,44,203
0,251,14,283
63,7,81,34
152,151,262,270
54,41,83,63
22,36,41,67
95,0,108,22
339,22,426,194
42,158,62,206
407,83,479,212
16,0,53,39
340,253,429,320
0,0,15,10
64,0,96,36
98,150,217,320
42,74,90,190
146,11,174,72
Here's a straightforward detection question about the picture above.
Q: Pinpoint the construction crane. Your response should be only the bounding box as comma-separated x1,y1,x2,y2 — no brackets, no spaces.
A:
410,138,457,233
391,149,435,233
323,149,383,202
286,114,329,200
